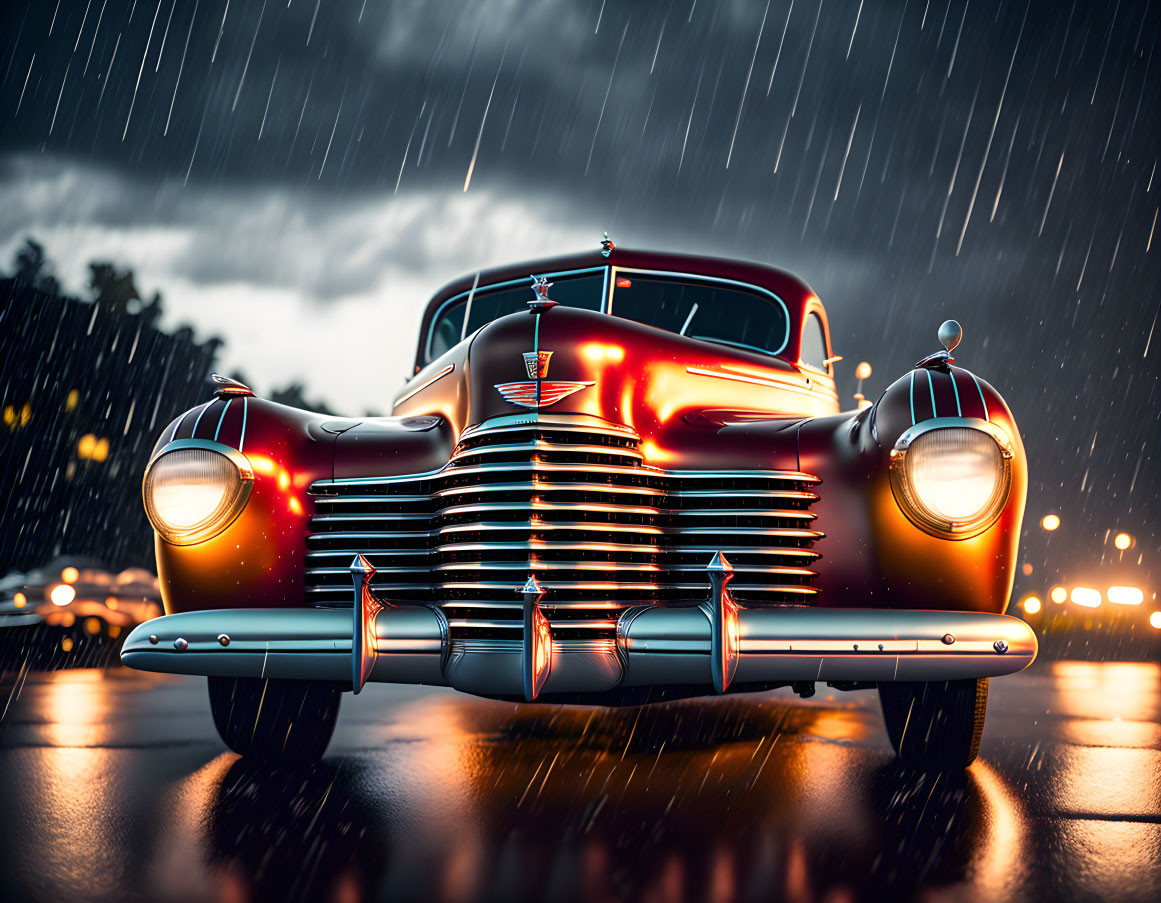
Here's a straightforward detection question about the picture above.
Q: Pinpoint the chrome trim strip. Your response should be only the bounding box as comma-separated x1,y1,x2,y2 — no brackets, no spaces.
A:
396,363,455,405
191,400,215,438
213,398,232,442
948,369,963,416
970,371,990,419
685,366,832,401
926,369,936,418
239,396,249,453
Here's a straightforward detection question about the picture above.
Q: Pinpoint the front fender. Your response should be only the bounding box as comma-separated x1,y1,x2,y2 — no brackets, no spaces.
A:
799,364,1027,614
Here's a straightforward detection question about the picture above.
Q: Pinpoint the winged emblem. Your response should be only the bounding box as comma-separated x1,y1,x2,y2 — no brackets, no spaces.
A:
495,349,593,408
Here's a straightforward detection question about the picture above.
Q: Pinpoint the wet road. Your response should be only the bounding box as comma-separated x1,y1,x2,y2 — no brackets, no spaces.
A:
0,662,1158,903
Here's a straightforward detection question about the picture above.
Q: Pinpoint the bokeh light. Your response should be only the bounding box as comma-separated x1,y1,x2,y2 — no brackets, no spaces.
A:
1113,532,1133,550
50,584,76,606
1107,586,1144,606
1051,586,1068,604
1022,596,1041,614
1041,514,1061,531
1070,587,1102,608
61,566,79,583
1150,612,1161,630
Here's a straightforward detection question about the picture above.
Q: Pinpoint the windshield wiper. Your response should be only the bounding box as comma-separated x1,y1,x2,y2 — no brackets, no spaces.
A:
679,303,699,336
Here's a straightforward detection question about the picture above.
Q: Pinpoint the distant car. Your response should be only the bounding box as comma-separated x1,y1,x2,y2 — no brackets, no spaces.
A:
121,245,1035,768
0,558,162,670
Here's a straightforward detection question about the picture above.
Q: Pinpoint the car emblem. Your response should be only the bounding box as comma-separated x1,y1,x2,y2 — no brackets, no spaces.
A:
496,350,593,409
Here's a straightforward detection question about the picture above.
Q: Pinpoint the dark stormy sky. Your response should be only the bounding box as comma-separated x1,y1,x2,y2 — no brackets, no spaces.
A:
1,1,1159,593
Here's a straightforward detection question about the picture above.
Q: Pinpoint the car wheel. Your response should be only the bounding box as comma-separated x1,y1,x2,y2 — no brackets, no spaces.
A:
877,678,988,770
208,676,342,763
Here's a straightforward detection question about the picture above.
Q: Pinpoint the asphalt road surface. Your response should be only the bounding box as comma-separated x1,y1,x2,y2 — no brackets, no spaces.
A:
0,661,1158,903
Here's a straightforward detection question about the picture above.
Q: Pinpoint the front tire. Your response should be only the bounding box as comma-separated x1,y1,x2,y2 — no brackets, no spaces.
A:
878,678,988,770
208,676,342,763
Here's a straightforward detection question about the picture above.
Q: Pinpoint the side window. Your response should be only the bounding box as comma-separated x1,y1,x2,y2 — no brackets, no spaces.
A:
801,312,829,371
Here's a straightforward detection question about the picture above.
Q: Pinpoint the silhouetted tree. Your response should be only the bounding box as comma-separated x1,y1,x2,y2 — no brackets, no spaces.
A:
269,382,335,415
11,238,61,295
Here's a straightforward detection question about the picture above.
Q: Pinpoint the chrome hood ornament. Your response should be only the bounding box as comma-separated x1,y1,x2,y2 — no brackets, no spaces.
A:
600,231,616,257
527,275,558,313
915,319,963,371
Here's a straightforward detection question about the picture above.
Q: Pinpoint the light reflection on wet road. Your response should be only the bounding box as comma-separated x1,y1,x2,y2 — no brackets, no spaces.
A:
0,662,1158,903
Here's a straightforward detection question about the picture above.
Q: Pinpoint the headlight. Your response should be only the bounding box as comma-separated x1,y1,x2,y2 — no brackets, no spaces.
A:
143,440,253,545
889,419,1013,538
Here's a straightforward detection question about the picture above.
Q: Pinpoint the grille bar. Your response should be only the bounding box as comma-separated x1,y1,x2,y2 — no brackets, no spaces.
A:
306,415,823,641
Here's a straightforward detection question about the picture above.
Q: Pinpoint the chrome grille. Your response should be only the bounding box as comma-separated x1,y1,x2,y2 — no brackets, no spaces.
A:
306,416,823,642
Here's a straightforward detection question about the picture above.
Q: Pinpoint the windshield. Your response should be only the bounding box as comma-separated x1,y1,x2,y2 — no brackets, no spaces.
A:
425,268,790,362
427,271,605,360
611,273,789,356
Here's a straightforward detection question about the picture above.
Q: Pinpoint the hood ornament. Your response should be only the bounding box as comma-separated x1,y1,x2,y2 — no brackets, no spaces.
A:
210,372,253,398
915,319,962,371
600,232,615,257
527,275,558,313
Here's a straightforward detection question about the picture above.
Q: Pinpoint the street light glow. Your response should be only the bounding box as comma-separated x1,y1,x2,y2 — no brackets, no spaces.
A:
1107,586,1144,606
50,584,76,606
1050,586,1068,604
1070,587,1102,608
1150,611,1161,630
1041,514,1061,531
1022,596,1042,614
1113,532,1133,550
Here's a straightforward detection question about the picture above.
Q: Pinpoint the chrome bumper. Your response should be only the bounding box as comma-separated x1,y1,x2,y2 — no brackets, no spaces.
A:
121,555,1037,698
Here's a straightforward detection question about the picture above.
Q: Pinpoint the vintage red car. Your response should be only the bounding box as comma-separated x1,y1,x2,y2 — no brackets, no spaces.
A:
122,244,1036,769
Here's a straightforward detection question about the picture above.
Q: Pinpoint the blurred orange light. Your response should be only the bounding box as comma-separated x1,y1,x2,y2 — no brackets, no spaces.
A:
1107,586,1144,606
108,624,121,639
616,277,632,288
278,472,290,491
1021,562,1034,576
13,592,27,608
50,584,76,606
1070,587,1102,608
61,566,79,584
1022,596,1042,614
65,389,79,411
1041,514,1060,531
77,433,96,459
84,617,102,636
1050,586,1067,604
1113,532,1133,550
1150,612,1161,630
581,342,625,363
105,596,119,609
289,497,303,515
61,637,74,652
854,362,872,380
92,438,109,462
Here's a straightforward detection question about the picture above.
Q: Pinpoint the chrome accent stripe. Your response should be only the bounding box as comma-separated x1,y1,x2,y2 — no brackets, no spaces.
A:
213,399,232,442
685,366,836,401
191,400,215,438
397,363,455,405
239,396,249,453
926,369,936,418
909,370,916,424
970,372,990,419
948,369,963,416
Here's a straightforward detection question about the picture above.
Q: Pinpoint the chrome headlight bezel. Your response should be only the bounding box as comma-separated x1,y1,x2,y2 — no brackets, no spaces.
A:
142,439,254,545
889,417,1014,540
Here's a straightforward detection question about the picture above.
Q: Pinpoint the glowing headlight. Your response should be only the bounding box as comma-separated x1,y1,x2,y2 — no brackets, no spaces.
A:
143,441,253,545
890,419,1013,538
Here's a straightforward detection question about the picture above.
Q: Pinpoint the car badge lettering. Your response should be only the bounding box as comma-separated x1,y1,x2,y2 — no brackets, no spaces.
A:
497,350,593,409
523,351,552,379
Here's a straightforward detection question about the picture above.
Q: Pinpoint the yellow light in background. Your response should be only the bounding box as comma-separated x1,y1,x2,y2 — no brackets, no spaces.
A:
84,617,102,636
1113,532,1133,550
50,584,76,606
20,403,30,426
108,624,121,638
1022,596,1042,614
1071,587,1102,608
77,434,96,459
65,389,79,411
1021,562,1034,576
1107,586,1144,606
92,438,109,462
105,597,119,610
61,566,79,584
61,637,74,652
1050,586,1068,604
1150,612,1161,630
855,362,872,380
14,592,27,608
1041,514,1061,531
2,405,14,427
